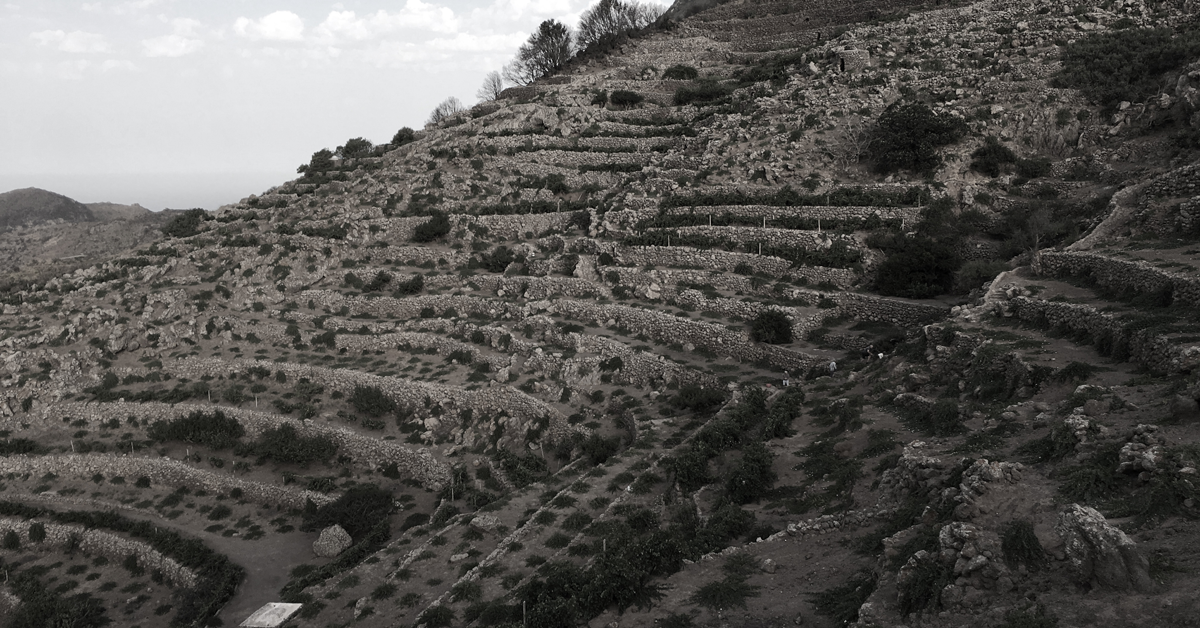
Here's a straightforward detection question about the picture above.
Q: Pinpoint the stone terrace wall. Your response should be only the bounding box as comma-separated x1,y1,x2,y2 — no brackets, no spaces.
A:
614,245,858,286
661,205,920,228
660,225,865,253
0,517,198,588
1005,296,1199,374
166,357,573,448
396,317,718,389
0,454,333,510
548,299,820,371
32,401,450,490
1036,250,1200,307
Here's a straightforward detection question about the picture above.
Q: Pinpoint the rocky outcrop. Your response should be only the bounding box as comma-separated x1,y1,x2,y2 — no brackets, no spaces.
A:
1054,504,1154,592
313,524,353,557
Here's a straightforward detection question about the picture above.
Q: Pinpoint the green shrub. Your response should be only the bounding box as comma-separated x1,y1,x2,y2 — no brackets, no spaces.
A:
812,571,878,625
897,552,951,617
999,603,1059,628
416,605,455,628
663,65,699,80
672,385,727,413
673,80,731,105
1054,28,1200,113
689,576,759,610
1001,520,1046,570
147,410,245,450
610,90,644,107
969,136,1017,177
871,102,967,174
239,424,337,465
413,211,451,242
873,235,960,298
724,442,776,504
302,485,394,542
391,127,415,146
348,385,396,417
392,274,424,296
953,260,1009,294
749,310,792,344
161,209,207,238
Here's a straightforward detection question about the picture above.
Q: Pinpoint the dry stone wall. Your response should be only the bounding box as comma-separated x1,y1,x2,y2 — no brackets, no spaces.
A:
1005,296,1199,374
1036,250,1200,307
613,245,858,286
0,453,333,510
29,401,450,489
546,299,820,371
0,517,198,588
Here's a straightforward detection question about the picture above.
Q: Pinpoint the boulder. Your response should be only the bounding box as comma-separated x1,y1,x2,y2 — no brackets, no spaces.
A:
313,524,352,558
1054,504,1153,592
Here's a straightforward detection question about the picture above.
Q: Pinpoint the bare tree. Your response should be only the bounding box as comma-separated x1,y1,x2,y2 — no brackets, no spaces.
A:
576,0,663,53
426,96,465,127
476,71,505,102
503,19,573,86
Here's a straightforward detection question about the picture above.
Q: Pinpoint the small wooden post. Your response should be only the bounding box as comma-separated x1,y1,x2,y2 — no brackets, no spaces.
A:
758,243,762,255
523,601,527,626
818,218,822,233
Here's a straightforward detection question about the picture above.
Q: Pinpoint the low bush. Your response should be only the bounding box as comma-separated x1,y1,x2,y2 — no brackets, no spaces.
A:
673,80,731,105
238,424,338,465
812,571,878,625
672,385,727,413
412,211,451,242
147,410,245,450
970,136,1017,177
610,90,644,107
749,310,792,344
871,102,967,174
348,385,397,418
303,484,394,542
1054,28,1200,113
663,64,699,80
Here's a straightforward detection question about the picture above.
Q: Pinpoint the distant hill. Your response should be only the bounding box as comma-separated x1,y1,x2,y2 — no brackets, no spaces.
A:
0,187,95,230
86,201,153,222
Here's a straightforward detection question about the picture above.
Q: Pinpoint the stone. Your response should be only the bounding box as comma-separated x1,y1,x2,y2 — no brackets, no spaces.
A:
761,558,777,573
1055,504,1154,592
470,515,501,533
449,553,469,562
313,524,352,558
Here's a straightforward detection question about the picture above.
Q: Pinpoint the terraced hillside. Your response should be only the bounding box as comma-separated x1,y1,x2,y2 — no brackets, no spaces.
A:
2,0,1200,627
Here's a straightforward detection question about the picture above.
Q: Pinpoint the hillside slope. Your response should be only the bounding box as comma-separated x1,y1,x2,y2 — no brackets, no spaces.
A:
0,187,94,231
0,0,1198,627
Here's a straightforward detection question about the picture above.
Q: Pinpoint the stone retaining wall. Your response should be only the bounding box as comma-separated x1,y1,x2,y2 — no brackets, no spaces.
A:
1005,296,1199,374
31,401,450,490
163,356,570,452
548,299,821,371
614,245,859,286
0,454,333,510
1036,250,1200,307
0,517,197,588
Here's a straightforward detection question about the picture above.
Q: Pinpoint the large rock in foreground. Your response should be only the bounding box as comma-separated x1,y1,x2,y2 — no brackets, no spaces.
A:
313,525,352,558
1055,504,1153,592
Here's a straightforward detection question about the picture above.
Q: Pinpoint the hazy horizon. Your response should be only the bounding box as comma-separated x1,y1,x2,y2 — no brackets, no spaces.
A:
1,0,671,211
0,171,291,211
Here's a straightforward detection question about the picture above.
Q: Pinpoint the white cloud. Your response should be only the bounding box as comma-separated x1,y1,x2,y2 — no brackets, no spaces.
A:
82,0,160,15
315,2,460,43
142,18,204,57
101,59,138,72
427,32,527,53
234,11,305,42
142,34,203,57
30,30,111,54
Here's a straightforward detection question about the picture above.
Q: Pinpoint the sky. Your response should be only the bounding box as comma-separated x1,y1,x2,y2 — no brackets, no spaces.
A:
0,0,672,210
